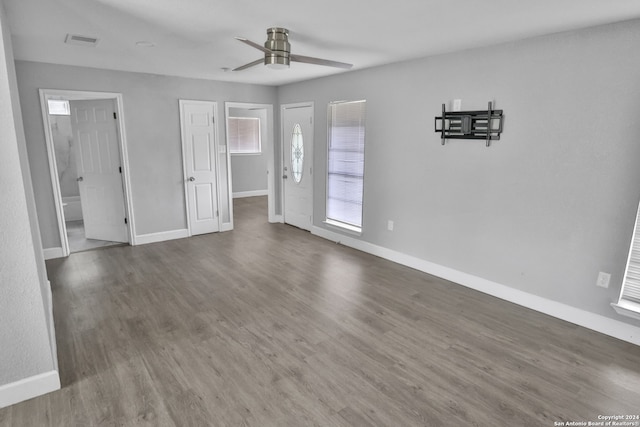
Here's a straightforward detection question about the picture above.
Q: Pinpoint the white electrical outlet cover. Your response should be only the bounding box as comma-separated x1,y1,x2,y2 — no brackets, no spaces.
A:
597,272,611,288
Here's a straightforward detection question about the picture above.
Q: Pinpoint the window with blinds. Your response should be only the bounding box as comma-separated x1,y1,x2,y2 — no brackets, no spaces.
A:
228,117,261,154
613,200,640,320
326,100,366,231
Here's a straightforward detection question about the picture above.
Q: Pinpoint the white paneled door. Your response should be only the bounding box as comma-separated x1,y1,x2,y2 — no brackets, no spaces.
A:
283,104,313,230
180,100,220,235
70,99,128,243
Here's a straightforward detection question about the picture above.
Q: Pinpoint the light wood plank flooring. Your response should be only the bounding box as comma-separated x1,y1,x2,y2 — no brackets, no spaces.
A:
2,196,640,426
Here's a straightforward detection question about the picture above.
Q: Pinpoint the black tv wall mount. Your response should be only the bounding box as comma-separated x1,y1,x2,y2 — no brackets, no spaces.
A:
434,101,504,147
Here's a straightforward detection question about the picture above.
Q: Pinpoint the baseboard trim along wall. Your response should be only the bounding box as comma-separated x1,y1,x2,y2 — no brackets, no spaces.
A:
232,190,268,198
45,281,58,372
311,226,640,347
43,247,63,260
269,214,284,224
134,229,189,245
0,370,60,409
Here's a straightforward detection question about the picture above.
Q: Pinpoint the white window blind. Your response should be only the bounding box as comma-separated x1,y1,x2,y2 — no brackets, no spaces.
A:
327,100,366,230
228,117,261,154
619,201,640,305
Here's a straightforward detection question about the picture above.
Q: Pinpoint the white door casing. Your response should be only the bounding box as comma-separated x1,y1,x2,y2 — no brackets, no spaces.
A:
70,99,128,243
282,104,313,230
180,100,220,235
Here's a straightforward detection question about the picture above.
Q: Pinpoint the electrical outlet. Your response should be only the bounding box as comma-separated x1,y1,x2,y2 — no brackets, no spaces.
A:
596,272,611,289
453,99,462,112
387,220,394,231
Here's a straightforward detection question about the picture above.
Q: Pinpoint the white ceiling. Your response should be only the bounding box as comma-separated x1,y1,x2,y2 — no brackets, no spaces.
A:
5,0,640,86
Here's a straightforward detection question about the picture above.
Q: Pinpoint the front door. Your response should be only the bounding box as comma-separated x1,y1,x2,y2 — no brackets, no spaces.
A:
283,104,313,230
180,100,220,235
70,99,128,243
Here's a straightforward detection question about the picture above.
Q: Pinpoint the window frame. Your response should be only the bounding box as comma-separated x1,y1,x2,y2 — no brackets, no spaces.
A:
612,198,640,321
325,99,366,234
47,99,70,116
228,116,262,155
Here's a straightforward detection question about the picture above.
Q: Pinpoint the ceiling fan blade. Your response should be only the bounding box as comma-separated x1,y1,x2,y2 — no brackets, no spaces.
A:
290,54,353,69
232,58,264,71
235,37,271,54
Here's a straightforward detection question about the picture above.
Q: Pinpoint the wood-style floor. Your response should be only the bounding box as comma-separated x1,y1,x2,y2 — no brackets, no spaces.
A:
2,196,639,426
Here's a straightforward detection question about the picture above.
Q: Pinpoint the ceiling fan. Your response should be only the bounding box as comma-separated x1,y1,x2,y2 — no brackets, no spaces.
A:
233,27,353,71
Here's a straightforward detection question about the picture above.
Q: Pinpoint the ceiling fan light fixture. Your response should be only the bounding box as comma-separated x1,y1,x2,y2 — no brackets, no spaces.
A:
265,53,290,69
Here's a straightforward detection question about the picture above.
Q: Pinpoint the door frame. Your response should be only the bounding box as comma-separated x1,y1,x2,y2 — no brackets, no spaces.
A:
179,99,229,234
224,102,276,223
39,89,135,257
281,102,314,227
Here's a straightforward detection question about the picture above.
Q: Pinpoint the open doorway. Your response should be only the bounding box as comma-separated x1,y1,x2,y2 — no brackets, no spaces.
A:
224,102,277,223
40,89,135,257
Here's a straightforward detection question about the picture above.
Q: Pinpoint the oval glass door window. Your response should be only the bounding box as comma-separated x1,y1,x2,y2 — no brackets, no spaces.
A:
291,123,304,183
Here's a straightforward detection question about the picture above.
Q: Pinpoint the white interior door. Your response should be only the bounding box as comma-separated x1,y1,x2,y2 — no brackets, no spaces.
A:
180,100,219,235
70,99,128,243
283,104,313,230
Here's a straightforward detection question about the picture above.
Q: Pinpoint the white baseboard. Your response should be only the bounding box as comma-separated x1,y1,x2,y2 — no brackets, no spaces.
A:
43,247,64,260
311,226,640,346
134,229,189,245
233,190,268,199
45,281,58,372
269,214,284,224
0,370,60,409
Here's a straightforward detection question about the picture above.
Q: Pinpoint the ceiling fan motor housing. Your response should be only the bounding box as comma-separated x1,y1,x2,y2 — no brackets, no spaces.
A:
264,27,290,68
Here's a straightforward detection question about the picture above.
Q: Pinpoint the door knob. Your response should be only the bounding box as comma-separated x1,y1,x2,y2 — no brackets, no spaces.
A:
188,177,195,182
77,177,83,182
283,175,288,179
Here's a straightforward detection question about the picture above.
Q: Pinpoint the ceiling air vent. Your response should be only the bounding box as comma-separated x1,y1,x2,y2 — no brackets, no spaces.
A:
64,34,99,47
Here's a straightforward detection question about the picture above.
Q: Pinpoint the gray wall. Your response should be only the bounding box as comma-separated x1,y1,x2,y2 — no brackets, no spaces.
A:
278,19,640,326
229,106,268,195
15,61,278,246
0,1,55,386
